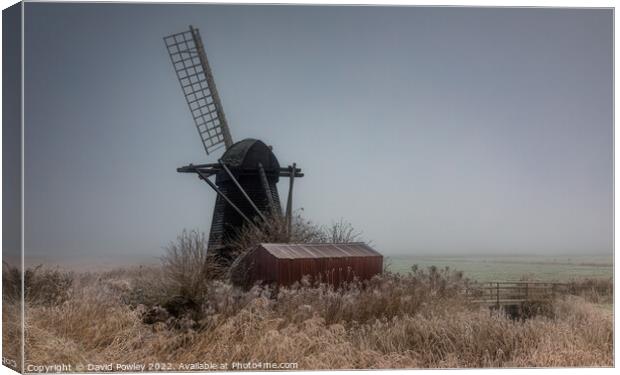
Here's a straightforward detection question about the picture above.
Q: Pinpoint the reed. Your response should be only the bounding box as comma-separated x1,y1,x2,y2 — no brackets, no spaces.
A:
3,261,611,370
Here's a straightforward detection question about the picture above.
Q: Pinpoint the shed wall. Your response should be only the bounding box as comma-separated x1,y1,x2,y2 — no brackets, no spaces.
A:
251,246,382,286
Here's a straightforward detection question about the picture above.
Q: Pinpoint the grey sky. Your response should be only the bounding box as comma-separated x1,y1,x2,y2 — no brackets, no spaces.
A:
22,4,612,257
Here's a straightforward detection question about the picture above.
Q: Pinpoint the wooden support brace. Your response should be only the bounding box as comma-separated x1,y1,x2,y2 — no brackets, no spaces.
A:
218,160,267,222
195,168,256,228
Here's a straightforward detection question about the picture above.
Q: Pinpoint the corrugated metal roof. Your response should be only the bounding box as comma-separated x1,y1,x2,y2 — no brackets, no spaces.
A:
259,242,382,259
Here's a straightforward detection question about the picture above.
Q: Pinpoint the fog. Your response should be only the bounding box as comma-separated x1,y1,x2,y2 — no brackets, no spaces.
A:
21,4,612,258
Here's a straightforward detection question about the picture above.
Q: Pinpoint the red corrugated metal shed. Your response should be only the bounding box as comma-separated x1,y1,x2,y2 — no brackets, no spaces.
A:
232,242,383,287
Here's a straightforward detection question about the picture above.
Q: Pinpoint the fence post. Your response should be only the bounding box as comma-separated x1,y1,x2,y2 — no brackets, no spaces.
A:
496,282,500,307
525,283,529,301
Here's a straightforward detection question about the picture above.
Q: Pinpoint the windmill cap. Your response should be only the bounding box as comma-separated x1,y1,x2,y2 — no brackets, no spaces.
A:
220,138,280,171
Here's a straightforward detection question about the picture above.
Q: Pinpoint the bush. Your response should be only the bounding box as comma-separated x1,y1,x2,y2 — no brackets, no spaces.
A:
25,266,74,306
160,229,211,301
567,278,613,303
3,262,73,306
2,261,21,303
322,218,362,243
121,265,178,308
225,213,324,264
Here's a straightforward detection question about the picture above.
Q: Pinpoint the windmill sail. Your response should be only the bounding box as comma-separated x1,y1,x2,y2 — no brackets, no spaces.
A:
164,26,233,155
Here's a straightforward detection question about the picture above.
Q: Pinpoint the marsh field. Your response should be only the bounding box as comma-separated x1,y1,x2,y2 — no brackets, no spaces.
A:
387,254,613,282
2,219,615,373
3,249,613,373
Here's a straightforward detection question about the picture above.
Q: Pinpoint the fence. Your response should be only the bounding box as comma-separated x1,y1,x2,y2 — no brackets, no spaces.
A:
465,281,570,306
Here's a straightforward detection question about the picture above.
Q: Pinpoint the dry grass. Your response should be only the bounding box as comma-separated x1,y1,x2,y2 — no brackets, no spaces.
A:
3,262,23,372
2,261,612,371
567,278,614,304
2,295,22,372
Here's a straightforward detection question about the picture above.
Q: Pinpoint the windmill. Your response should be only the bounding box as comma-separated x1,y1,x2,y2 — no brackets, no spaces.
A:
164,26,303,260
163,26,384,288
164,26,303,262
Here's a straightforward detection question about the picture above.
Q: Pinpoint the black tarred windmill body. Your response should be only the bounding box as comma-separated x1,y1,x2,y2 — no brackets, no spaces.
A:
164,26,302,260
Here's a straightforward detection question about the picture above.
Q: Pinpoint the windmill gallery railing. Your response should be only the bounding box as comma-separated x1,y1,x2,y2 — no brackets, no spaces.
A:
465,281,571,306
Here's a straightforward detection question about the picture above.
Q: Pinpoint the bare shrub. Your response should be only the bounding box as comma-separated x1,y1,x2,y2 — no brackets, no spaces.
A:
567,278,613,303
224,212,326,282
322,218,362,243
25,266,74,306
2,262,23,371
520,300,555,319
2,261,21,303
225,214,290,267
121,265,178,308
228,213,363,255
227,213,324,259
160,229,211,301
122,232,218,309
3,262,73,306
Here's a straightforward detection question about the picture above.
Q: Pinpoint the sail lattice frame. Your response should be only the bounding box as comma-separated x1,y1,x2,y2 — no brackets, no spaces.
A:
164,27,233,155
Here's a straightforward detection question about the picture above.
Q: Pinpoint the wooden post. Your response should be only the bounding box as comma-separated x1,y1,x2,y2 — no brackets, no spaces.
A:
257,162,276,216
496,282,500,307
525,283,529,301
285,163,296,239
